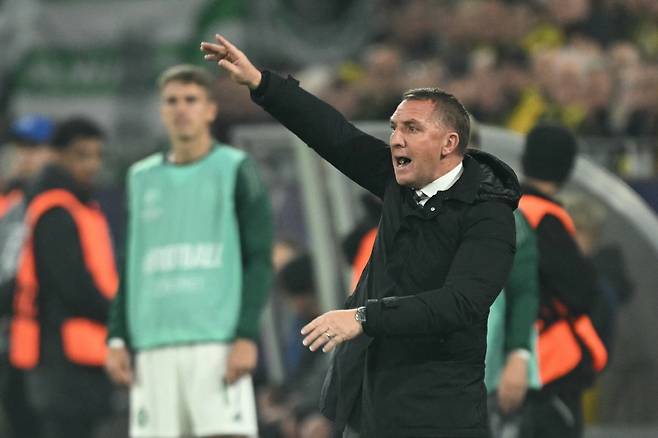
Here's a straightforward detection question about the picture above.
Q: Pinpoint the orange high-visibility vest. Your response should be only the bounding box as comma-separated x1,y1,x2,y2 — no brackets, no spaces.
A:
519,194,608,385
0,189,23,217
350,228,378,292
10,189,118,369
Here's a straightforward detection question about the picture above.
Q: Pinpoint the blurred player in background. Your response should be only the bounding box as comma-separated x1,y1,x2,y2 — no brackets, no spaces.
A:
106,64,273,438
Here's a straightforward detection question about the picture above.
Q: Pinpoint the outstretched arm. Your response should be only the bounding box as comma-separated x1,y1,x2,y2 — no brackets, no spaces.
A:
201,35,393,197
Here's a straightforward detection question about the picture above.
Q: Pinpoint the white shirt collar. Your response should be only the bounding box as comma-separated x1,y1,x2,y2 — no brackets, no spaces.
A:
415,162,464,205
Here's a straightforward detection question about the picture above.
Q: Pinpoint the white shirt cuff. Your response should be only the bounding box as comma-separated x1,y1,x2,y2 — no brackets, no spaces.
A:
508,348,531,361
107,337,126,349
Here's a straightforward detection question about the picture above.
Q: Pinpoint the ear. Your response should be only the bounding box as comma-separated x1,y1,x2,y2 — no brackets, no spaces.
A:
441,132,460,156
207,100,219,122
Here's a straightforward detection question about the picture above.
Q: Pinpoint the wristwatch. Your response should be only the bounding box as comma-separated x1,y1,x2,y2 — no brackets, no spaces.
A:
355,306,367,323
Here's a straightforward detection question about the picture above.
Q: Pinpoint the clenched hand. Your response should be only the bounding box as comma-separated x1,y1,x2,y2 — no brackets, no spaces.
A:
225,338,258,384
105,346,133,386
497,351,529,414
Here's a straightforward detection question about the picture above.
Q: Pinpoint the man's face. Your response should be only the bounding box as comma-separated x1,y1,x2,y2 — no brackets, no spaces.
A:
60,137,103,188
159,81,217,143
389,99,458,188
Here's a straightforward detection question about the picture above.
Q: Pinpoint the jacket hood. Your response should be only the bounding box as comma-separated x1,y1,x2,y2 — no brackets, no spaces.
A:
467,149,520,209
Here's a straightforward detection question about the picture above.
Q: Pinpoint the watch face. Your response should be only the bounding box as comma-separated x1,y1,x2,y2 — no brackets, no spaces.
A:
356,307,366,322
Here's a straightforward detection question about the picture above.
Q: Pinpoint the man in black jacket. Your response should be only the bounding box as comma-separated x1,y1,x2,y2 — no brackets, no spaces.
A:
202,36,520,438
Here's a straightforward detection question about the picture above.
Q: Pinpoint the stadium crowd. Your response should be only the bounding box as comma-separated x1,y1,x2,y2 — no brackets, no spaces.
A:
215,0,658,142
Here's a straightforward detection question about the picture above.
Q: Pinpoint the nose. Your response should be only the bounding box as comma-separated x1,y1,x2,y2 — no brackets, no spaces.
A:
168,98,188,113
390,129,405,149
174,101,187,113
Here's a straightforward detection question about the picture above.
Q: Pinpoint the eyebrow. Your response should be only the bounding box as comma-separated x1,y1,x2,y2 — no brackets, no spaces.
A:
164,94,201,101
390,118,422,126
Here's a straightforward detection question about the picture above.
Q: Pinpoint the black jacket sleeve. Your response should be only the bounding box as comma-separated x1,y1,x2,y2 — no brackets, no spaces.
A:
34,207,111,323
251,71,394,198
363,201,516,337
535,214,598,314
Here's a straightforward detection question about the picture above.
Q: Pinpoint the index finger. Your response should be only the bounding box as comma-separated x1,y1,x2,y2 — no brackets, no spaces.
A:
200,42,226,55
301,316,321,335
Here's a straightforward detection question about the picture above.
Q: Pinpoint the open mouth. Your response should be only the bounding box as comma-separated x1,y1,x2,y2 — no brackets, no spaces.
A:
396,157,412,168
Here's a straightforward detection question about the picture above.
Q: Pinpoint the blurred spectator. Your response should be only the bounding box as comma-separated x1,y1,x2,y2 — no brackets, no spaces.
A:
256,237,301,387
615,64,658,136
10,117,116,438
259,253,332,438
325,0,658,140
0,114,54,438
380,0,440,59
1,114,55,297
353,44,405,119
518,124,607,438
273,238,302,274
561,192,635,355
0,114,54,215
5,0,658,177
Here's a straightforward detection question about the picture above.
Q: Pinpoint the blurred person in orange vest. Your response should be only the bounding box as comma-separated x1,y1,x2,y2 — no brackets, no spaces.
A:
561,192,634,358
342,193,382,293
517,124,607,438
0,114,54,438
9,117,117,438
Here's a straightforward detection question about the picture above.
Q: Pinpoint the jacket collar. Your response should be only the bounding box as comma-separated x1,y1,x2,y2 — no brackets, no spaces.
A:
430,150,521,207
442,154,480,204
400,150,520,209
468,149,521,209
416,162,464,199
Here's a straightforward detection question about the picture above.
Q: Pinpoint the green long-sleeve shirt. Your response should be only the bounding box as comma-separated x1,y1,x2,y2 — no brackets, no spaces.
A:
486,209,541,392
503,210,540,353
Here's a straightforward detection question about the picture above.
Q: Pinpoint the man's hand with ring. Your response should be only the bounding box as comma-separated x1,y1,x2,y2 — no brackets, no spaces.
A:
301,309,363,353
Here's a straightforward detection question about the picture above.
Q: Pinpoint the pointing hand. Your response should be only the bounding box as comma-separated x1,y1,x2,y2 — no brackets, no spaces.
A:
200,34,262,90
